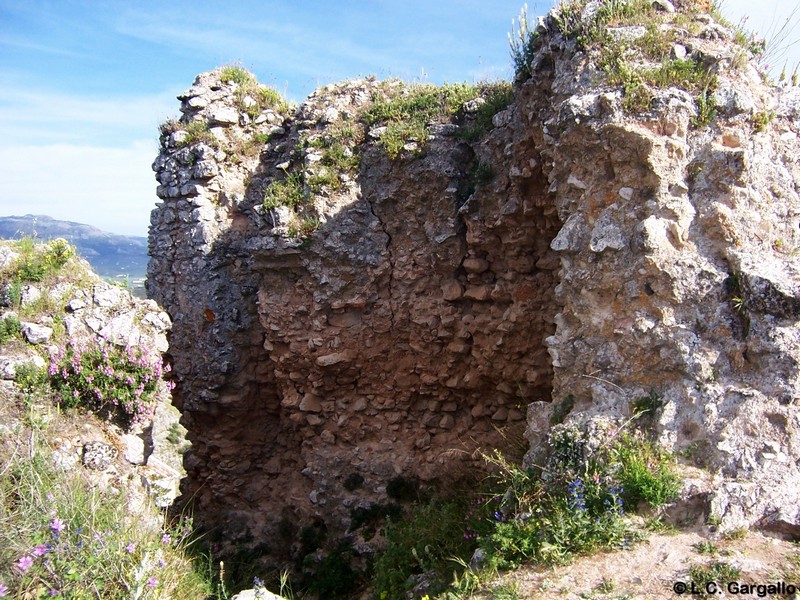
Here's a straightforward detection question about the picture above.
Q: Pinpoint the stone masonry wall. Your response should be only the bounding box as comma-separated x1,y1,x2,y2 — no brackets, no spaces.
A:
148,73,560,562
148,2,800,574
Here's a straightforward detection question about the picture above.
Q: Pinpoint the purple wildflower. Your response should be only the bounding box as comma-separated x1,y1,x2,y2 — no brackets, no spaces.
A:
16,555,34,572
125,542,136,554
0,582,8,597
161,533,171,545
33,544,49,557
50,518,65,533
147,576,158,588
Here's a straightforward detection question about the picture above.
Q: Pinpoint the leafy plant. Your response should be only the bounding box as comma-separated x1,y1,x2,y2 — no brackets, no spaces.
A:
482,464,630,570
0,313,20,344
456,82,515,142
364,82,492,158
751,110,774,132
692,83,718,128
631,390,662,418
693,540,718,555
218,65,289,117
372,498,485,599
219,64,253,86
13,362,49,394
613,432,680,508
688,561,741,592
287,216,320,240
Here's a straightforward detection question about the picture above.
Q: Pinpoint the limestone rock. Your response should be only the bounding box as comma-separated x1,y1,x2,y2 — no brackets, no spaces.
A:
21,322,53,345
82,441,118,470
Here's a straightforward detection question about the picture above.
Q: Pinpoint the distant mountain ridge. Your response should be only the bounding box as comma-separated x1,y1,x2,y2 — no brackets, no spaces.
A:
0,214,148,279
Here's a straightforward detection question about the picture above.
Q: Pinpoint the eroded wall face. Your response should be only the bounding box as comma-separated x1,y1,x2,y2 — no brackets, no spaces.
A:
148,74,561,558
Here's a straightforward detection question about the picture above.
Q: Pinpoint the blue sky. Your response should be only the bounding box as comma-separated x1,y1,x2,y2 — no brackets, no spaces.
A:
0,1,797,236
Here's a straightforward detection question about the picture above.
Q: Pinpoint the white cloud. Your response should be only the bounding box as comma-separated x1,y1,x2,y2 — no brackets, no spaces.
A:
0,140,159,237
0,84,179,146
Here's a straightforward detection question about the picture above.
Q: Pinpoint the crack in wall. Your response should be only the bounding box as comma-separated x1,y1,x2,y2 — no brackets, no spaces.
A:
365,194,396,328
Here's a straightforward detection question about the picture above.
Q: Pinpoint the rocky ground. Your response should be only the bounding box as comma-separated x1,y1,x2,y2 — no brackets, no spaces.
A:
472,529,799,599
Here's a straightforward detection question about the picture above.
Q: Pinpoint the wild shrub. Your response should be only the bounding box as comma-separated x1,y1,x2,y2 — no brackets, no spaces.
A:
372,498,488,599
219,65,289,117
49,339,172,429
481,424,677,569
13,362,49,394
364,81,513,158
508,3,539,80
263,171,305,210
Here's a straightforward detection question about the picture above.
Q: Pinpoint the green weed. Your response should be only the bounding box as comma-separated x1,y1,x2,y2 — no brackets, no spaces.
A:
287,216,320,239
13,362,49,394
218,65,289,117
490,581,521,600
364,81,504,158
613,432,681,508
688,561,741,593
263,171,305,210
751,110,774,132
693,540,718,554
0,313,20,344
372,498,483,600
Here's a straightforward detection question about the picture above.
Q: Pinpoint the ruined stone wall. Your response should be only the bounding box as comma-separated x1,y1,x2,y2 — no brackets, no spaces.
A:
148,74,560,558
148,4,800,571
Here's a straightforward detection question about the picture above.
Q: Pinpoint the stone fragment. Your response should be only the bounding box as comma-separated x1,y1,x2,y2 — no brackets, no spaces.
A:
652,0,675,11
21,285,41,306
721,133,741,148
208,107,239,125
231,588,287,600
464,285,492,301
439,415,455,429
67,298,86,312
441,280,463,301
734,253,800,319
315,352,352,367
299,393,323,412
186,96,208,109
551,214,588,252
671,43,687,59
463,257,490,273
618,187,634,200
93,284,125,308
82,442,117,470
463,98,486,113
491,407,508,421
122,434,146,465
589,211,627,252
21,322,53,345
